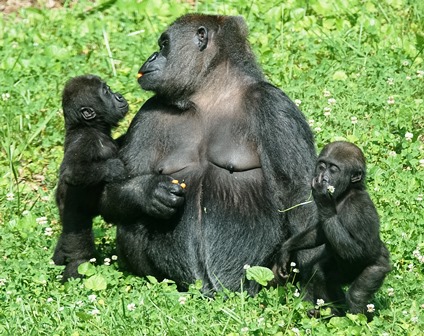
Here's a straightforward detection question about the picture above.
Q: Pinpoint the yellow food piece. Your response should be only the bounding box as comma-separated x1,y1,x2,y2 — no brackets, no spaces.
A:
137,73,143,78
180,183,186,189
171,179,179,184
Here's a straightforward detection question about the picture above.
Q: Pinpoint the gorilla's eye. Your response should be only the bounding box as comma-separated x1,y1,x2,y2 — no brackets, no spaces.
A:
317,163,326,171
160,39,169,50
329,165,340,174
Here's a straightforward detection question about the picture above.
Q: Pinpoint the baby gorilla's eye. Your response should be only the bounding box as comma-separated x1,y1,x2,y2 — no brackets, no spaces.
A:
160,39,169,50
329,165,340,174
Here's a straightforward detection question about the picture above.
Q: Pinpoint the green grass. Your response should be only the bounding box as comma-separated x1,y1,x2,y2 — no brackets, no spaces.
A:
0,0,423,334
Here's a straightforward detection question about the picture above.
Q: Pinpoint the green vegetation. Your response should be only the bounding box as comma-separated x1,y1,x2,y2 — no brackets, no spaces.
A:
0,0,423,334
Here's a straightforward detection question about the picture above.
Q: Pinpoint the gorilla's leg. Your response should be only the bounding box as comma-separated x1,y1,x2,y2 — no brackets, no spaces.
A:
346,252,391,318
307,256,346,318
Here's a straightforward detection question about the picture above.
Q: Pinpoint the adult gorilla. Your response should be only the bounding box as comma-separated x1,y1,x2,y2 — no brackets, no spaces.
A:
101,14,317,294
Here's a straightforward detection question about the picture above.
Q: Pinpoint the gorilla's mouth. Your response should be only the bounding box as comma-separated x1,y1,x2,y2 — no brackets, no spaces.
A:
119,103,129,114
139,69,158,77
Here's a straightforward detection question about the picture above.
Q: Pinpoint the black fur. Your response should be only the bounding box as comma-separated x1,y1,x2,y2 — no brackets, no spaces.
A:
54,75,129,281
100,14,318,294
277,141,391,319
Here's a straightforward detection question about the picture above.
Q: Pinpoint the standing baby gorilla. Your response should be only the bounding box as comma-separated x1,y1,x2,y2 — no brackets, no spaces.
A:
278,141,391,319
101,14,318,295
54,75,129,281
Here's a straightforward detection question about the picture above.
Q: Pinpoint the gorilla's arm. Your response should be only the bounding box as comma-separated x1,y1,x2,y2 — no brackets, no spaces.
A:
314,186,381,261
100,174,185,223
249,83,317,231
60,158,125,185
278,224,326,273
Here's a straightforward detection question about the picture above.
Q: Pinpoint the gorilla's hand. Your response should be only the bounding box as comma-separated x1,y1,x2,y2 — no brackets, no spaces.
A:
311,175,331,199
311,176,336,218
273,247,292,282
52,230,96,282
104,158,126,182
145,176,186,219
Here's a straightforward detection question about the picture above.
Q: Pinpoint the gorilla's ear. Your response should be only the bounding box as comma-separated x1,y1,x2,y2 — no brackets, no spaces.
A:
80,107,96,120
351,171,362,183
196,26,208,51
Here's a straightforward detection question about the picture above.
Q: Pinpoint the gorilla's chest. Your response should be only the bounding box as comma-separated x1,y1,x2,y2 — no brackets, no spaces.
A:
154,112,261,178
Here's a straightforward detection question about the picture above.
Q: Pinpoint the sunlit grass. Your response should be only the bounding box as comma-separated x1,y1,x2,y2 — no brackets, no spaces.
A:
0,0,423,334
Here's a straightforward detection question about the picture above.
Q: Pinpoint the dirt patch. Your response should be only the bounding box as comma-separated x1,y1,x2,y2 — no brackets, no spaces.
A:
0,0,70,13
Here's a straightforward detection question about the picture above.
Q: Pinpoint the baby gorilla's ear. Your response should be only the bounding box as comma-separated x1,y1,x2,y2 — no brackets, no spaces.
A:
80,107,96,120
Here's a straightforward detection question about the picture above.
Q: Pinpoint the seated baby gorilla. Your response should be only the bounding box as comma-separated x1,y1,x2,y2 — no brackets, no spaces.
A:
277,141,391,319
53,74,129,281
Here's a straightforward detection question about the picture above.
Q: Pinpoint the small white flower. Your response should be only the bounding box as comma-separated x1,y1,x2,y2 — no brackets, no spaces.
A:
388,151,397,157
387,288,394,297
327,98,336,105
178,296,187,305
89,258,96,263
351,116,358,125
46,297,54,303
104,258,111,266
76,300,83,306
406,75,412,80
314,126,322,133
323,89,331,97
294,99,302,106
0,278,6,286
111,255,118,261
243,264,251,270
294,289,300,297
291,327,300,335
411,316,418,323
416,194,423,201
387,96,395,104
16,297,23,303
6,193,14,201
402,60,409,66
36,217,48,225
405,132,413,141
316,299,325,307
241,327,249,333
419,159,424,167
366,303,375,313
402,310,408,315
127,303,136,311
44,227,53,236
292,268,300,273
58,306,64,312
323,106,331,117
387,78,394,85
90,309,100,315
257,317,264,324
2,93,10,101
88,294,97,302
327,185,335,195
290,262,296,267
417,70,424,78
308,119,315,126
